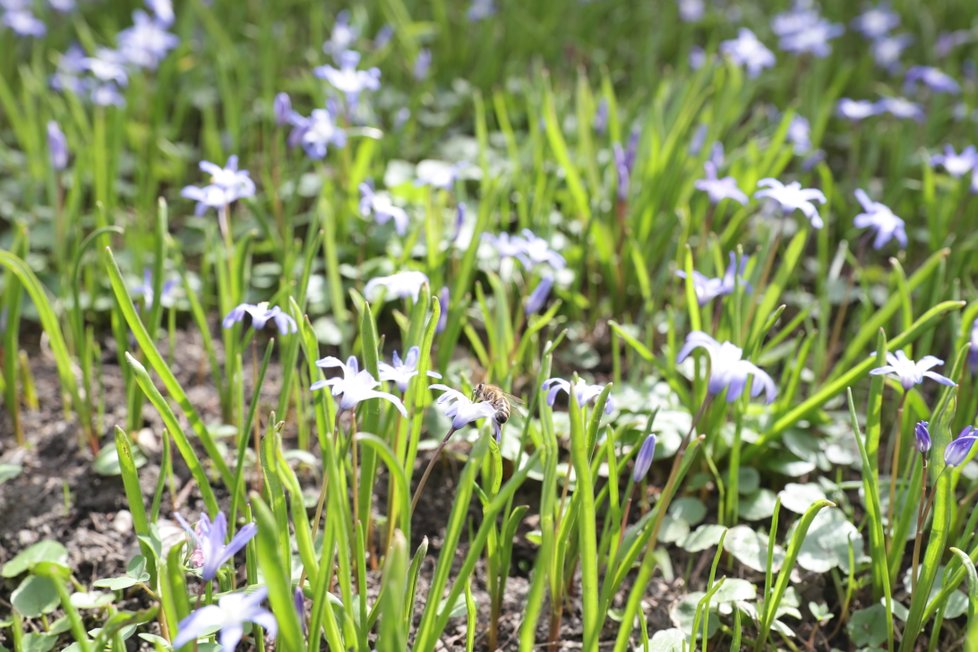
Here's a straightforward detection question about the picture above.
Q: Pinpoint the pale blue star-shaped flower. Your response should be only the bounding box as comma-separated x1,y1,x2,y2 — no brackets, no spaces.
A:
173,587,276,652
777,17,843,57
869,350,956,389
359,182,409,235
719,28,775,78
291,105,348,160
930,145,978,178
541,377,614,414
875,96,923,121
117,10,178,70
174,511,257,582
312,355,407,416
314,50,381,105
677,331,777,403
905,66,960,94
429,384,500,440
378,346,441,393
852,4,899,39
853,189,906,249
871,33,912,70
323,10,358,58
755,178,827,229
676,252,751,305
694,162,748,205
222,302,297,335
837,98,881,121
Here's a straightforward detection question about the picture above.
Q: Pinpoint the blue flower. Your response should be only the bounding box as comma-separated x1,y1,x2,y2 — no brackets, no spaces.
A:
3,6,45,37
467,0,496,21
413,48,432,81
314,50,380,105
359,182,409,235
869,350,956,390
146,0,174,26
836,98,881,122
524,276,554,316
175,511,257,582
776,16,843,58
47,121,68,171
677,331,777,403
905,66,960,94
678,0,704,22
173,586,276,652
852,4,899,39
312,356,407,416
676,252,751,306
632,434,657,482
136,268,176,308
875,96,923,121
117,10,179,70
945,427,977,468
378,346,441,393
323,11,357,57
787,115,812,154
915,421,931,455
871,34,912,70
853,189,907,249
720,28,775,78
222,303,297,335
291,105,348,160
364,270,429,302
482,230,566,271
182,156,256,214
694,162,747,205
429,384,500,440
754,178,827,229
541,377,614,414
273,92,293,125
930,145,978,178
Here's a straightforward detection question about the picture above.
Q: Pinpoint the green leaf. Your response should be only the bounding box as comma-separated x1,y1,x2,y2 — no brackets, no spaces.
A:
0,464,22,484
848,605,889,647
648,627,686,652
725,525,784,573
12,576,60,617
2,541,68,578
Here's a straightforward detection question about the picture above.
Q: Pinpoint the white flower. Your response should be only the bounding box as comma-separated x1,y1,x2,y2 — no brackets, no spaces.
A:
754,178,828,229
364,271,429,302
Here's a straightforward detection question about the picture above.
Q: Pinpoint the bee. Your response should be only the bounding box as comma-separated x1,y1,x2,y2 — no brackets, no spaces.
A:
472,383,522,424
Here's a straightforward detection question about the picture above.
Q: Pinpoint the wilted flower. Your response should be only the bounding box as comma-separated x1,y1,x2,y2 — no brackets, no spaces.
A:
524,276,554,315
676,252,751,305
677,331,777,403
314,50,381,105
836,98,881,121
359,182,409,235
915,421,931,454
222,302,297,335
312,356,407,416
378,346,441,392
47,121,68,171
853,189,907,249
541,377,615,414
117,10,179,70
852,4,899,39
930,145,978,178
945,426,978,468
175,511,257,582
364,270,429,302
173,587,276,652
632,434,657,482
694,162,748,205
869,350,956,390
755,178,827,229
905,66,960,94
719,28,775,78
429,384,500,440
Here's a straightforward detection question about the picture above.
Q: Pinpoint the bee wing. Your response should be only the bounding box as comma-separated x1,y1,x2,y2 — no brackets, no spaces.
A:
501,391,525,405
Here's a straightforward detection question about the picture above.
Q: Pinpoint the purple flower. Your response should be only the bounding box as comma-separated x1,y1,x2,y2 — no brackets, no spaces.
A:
413,48,432,81
871,33,912,70
429,384,500,440
146,0,174,26
378,346,441,393
364,271,429,302
314,50,380,105
945,427,978,468
677,331,777,403
515,229,566,271
312,356,407,416
632,434,657,482
51,45,88,94
117,10,179,70
47,121,68,171
931,145,978,178
755,178,827,229
3,7,45,37
836,98,881,122
175,511,257,582
694,162,747,205
771,3,821,38
613,129,641,202
197,156,256,202
853,189,906,249
905,66,960,94
273,92,293,125
915,421,931,455
222,303,297,335
173,587,276,651
359,182,409,235
84,48,129,86
541,377,615,414
689,46,707,70
936,30,973,58
136,268,176,308
374,25,393,49
436,287,449,333
869,350,956,390
593,99,609,135
968,318,978,372
852,4,899,39
875,96,923,121
524,276,554,316
323,11,357,58
291,105,348,160
181,185,237,216
720,28,775,78
676,252,751,305
777,18,844,58
787,115,812,154
678,0,704,22
689,123,708,156
467,0,496,21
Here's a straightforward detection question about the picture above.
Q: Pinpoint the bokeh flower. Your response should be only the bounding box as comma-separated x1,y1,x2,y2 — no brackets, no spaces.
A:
905,66,960,94
676,252,751,305
359,182,409,235
314,50,381,105
694,162,748,205
364,270,429,302
853,189,906,249
754,178,827,229
47,121,68,171
173,587,276,652
524,276,554,315
930,145,978,178
222,303,297,335
720,28,775,78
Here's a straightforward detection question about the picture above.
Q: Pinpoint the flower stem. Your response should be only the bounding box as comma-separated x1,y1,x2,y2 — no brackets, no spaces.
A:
411,428,457,514
886,392,908,543
911,457,929,593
